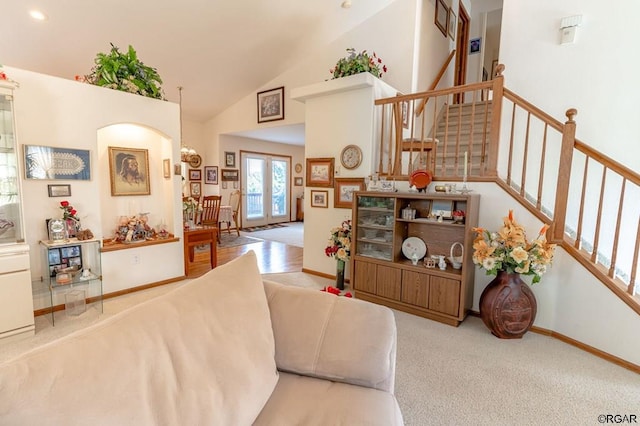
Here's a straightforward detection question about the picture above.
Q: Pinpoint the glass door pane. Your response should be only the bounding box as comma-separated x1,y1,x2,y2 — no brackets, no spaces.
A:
241,152,290,227
245,157,266,225
271,159,288,219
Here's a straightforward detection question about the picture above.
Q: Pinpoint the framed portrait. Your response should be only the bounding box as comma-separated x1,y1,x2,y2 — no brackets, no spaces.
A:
435,0,448,37
190,182,202,197
448,9,457,40
306,158,334,187
294,177,303,186
205,166,218,184
189,169,201,181
221,168,239,181
224,151,236,167
430,200,454,219
174,164,182,176
257,86,285,123
334,178,365,209
24,145,91,180
310,190,329,208
47,184,71,197
108,147,150,196
163,158,171,179
470,37,481,54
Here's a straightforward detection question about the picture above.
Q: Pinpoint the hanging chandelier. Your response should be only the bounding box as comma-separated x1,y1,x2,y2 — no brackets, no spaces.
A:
178,86,198,163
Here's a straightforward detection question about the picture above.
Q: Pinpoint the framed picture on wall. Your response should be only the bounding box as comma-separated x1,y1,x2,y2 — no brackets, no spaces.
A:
306,158,334,187
190,182,202,197
205,166,218,184
108,146,150,196
435,0,448,37
163,159,171,179
189,169,201,181
448,9,457,40
24,145,91,180
310,190,328,208
294,177,303,186
470,37,481,54
224,151,236,167
334,178,365,209
47,184,71,197
257,86,285,123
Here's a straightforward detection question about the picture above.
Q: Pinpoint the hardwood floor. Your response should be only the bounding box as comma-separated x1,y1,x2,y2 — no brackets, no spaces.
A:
189,239,303,277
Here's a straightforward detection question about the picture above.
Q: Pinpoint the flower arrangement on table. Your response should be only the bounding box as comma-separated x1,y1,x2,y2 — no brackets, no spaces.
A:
325,220,352,262
330,48,387,80
60,201,79,222
182,197,201,220
472,210,556,284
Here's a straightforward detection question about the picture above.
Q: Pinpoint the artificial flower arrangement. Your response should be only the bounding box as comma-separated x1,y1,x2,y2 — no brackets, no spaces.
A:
60,201,79,222
330,48,387,80
472,210,556,284
325,220,352,262
321,286,353,297
182,197,201,216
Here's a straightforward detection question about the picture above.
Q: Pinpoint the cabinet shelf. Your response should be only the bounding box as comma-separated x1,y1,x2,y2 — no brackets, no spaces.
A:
351,191,479,327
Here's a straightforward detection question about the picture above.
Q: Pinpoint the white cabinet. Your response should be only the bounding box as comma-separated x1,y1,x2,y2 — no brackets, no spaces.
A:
0,81,34,342
0,244,34,341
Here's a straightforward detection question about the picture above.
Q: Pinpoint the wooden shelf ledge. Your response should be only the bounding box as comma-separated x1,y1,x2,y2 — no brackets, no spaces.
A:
101,235,179,252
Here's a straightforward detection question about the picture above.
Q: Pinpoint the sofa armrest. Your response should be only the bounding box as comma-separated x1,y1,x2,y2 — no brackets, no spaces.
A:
263,280,397,393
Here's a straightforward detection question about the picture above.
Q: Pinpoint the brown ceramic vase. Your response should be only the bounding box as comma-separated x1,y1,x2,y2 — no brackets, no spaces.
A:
479,271,537,339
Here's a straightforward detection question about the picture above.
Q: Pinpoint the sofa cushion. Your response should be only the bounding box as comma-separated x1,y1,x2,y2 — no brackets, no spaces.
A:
253,372,403,425
0,251,278,425
263,280,397,392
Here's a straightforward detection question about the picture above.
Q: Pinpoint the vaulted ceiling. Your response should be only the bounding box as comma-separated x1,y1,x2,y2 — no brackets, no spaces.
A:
1,0,397,122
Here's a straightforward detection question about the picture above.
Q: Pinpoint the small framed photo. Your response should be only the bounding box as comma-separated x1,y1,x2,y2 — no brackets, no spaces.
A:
334,178,365,209
47,184,71,197
222,181,228,189
430,200,454,219
448,9,457,40
190,182,202,197
306,158,334,187
435,0,448,37
294,177,303,186
257,86,285,123
189,169,201,181
470,37,481,54
221,168,239,181
310,190,329,208
108,146,150,196
205,166,218,184
224,151,236,167
174,164,182,176
163,159,171,179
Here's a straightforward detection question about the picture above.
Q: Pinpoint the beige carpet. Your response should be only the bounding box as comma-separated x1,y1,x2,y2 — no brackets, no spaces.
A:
241,221,303,247
1,272,638,425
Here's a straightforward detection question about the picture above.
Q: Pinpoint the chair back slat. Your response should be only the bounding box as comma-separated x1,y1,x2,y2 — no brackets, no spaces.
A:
201,195,222,226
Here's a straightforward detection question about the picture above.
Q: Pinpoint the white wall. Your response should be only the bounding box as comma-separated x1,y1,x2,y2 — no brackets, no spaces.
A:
500,0,640,171
7,66,184,309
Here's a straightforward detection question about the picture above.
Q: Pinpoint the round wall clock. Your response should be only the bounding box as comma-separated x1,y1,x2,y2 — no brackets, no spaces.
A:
188,154,202,168
295,163,302,173
340,145,363,170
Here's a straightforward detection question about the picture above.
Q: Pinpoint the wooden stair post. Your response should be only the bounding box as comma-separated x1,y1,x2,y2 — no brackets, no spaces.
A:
551,108,578,242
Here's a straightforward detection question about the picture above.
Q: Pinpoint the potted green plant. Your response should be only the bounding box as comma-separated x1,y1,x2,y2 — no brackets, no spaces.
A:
330,48,387,80
83,43,165,100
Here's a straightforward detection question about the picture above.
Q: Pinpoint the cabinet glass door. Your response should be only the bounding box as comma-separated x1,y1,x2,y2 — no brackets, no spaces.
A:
0,85,24,244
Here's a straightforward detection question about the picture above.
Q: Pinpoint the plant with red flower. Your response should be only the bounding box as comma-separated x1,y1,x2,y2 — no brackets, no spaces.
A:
325,220,351,262
329,48,387,80
59,201,79,222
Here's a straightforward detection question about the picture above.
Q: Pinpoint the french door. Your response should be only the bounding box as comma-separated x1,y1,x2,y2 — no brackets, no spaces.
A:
240,151,290,227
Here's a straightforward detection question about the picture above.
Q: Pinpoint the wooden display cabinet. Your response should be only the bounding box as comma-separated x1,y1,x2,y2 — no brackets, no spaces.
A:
351,191,479,326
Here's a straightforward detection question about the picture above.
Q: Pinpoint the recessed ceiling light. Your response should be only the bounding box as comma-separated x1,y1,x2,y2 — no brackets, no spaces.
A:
29,10,48,21
341,1,352,9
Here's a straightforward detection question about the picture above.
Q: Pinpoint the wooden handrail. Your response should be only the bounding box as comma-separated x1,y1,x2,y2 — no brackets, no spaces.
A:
375,80,493,105
414,49,456,116
574,139,640,186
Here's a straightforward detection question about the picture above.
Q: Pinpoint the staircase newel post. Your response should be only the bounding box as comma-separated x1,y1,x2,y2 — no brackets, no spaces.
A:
487,64,505,177
551,108,578,243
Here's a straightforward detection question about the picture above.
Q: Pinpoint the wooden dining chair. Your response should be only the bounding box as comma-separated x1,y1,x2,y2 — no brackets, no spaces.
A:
200,195,222,242
227,190,241,236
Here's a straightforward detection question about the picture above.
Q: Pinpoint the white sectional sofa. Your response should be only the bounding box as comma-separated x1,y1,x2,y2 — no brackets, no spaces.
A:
0,251,403,425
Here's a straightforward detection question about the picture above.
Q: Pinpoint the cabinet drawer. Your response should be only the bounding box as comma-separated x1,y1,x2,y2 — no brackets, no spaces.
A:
401,270,429,308
0,252,29,273
354,260,377,293
429,276,460,316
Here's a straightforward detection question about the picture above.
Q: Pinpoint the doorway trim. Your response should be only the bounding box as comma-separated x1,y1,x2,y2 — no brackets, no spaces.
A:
454,3,470,103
